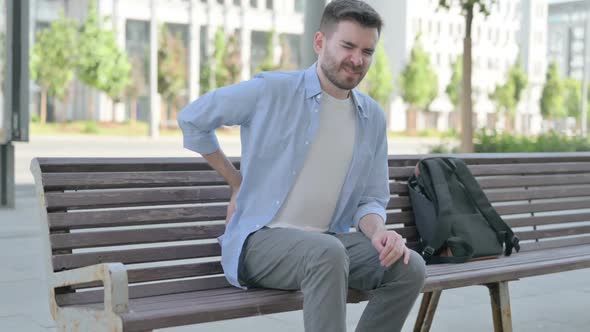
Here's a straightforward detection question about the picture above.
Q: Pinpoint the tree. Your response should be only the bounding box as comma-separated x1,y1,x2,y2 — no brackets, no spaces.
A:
158,25,188,127
540,61,566,121
361,42,394,114
277,34,297,71
438,0,496,152
224,32,243,84
489,77,515,131
126,56,147,123
489,57,528,132
30,14,78,123
399,35,438,135
564,79,582,132
257,30,278,72
446,55,462,128
77,2,131,121
212,27,230,88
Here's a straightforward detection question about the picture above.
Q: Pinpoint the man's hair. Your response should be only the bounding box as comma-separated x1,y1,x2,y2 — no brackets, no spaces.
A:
319,0,383,36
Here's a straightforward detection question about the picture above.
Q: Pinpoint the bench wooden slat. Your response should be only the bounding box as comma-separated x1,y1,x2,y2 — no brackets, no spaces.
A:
45,187,231,210
121,290,304,332
392,174,590,195
426,244,590,276
389,186,590,209
495,199,590,215
36,157,239,172
73,262,224,288
50,225,225,250
53,243,221,270
517,225,590,241
387,153,590,166
519,235,590,251
507,212,590,228
389,162,590,179
48,206,227,230
42,171,226,190
423,253,590,293
57,276,232,306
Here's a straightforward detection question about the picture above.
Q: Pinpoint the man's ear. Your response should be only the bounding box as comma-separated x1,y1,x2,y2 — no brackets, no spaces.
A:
313,31,324,55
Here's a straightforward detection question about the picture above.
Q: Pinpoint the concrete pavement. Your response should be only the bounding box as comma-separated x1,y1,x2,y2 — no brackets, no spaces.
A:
1,135,589,331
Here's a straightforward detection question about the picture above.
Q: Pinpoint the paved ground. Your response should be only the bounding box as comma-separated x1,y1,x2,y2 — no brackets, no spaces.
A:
1,135,589,331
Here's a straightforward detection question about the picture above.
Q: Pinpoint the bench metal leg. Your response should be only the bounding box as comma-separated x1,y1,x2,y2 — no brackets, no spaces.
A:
413,290,442,332
486,281,512,332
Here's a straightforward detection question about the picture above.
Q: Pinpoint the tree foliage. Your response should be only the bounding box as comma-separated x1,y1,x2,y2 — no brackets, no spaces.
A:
77,2,131,103
446,55,462,110
399,35,438,110
30,13,78,122
540,61,566,120
30,15,78,101
490,57,528,119
257,30,278,73
563,78,581,119
361,42,394,110
158,25,187,105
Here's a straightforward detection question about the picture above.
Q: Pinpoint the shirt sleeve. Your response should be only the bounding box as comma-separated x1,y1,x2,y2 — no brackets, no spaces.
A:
177,75,264,155
353,109,390,229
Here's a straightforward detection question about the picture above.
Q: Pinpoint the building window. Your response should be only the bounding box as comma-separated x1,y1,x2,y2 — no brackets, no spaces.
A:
266,0,273,10
217,0,224,5
250,0,257,8
234,0,241,6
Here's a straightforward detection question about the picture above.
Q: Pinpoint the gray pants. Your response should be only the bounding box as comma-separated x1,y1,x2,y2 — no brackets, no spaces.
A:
238,227,426,332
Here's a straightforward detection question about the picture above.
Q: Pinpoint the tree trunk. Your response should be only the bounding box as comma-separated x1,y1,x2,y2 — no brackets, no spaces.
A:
40,87,47,124
461,8,474,153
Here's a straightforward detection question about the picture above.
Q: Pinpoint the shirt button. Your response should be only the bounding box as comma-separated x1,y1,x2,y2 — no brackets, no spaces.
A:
275,200,280,205
314,108,319,113
305,141,309,145
255,224,260,228
292,171,296,175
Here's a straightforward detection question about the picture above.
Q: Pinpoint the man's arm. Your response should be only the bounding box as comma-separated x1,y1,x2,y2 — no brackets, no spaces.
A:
354,106,410,267
178,76,263,223
359,214,410,267
202,149,241,223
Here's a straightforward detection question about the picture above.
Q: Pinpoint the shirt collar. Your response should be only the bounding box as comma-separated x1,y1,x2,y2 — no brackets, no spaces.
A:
304,63,368,119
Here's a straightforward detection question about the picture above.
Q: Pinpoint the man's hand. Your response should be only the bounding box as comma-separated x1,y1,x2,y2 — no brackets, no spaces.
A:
225,188,239,225
371,230,410,267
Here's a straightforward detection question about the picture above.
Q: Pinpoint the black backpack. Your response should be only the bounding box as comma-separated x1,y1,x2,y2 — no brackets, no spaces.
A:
407,157,520,264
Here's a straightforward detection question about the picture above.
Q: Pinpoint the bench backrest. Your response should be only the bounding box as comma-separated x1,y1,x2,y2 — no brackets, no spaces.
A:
31,153,590,306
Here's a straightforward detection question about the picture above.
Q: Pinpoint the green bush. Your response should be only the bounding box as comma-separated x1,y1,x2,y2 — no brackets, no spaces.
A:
30,114,40,123
473,130,590,152
83,121,100,134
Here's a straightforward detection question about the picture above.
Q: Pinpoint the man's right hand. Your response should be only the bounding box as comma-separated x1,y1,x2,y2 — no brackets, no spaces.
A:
226,187,239,225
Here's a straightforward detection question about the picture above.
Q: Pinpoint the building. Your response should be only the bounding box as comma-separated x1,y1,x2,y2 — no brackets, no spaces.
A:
366,0,547,134
30,0,304,124
547,0,590,80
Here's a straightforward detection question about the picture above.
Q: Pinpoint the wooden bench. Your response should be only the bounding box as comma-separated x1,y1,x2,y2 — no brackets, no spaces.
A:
31,152,590,332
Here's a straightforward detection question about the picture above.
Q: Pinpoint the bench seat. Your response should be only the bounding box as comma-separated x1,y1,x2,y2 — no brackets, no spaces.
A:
55,244,590,332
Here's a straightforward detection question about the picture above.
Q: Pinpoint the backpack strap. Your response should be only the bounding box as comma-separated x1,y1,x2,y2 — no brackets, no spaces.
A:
416,159,455,256
450,158,521,255
423,237,474,264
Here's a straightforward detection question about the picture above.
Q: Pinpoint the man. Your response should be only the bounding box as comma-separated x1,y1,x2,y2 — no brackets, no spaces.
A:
178,1,426,331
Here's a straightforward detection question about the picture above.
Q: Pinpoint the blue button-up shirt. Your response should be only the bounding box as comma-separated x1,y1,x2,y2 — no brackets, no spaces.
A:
178,64,390,288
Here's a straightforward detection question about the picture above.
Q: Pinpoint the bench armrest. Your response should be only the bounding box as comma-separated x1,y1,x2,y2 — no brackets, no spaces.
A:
52,263,129,314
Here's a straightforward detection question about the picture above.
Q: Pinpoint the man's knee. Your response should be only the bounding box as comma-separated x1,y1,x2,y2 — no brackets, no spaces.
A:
309,236,349,272
383,250,426,289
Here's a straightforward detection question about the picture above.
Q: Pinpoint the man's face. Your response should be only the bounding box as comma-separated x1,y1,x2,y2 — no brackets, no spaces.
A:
315,20,379,91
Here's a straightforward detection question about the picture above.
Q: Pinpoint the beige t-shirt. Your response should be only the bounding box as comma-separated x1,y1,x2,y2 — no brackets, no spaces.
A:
267,92,356,232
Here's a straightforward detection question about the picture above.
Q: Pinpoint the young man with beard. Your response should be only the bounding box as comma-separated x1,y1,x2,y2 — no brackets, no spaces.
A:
178,0,426,330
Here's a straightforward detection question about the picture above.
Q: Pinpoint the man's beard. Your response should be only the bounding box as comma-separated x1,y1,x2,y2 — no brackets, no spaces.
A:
320,57,367,91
